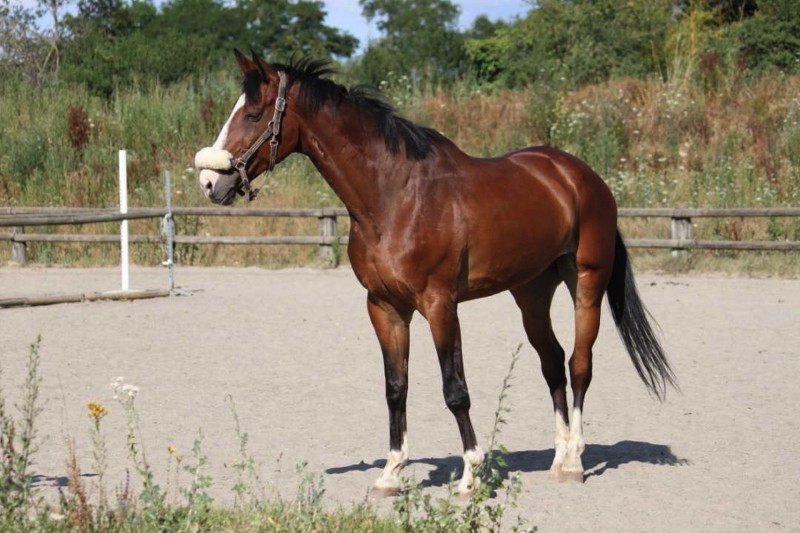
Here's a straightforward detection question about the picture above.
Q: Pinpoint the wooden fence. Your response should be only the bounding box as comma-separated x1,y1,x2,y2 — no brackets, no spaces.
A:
2,206,799,266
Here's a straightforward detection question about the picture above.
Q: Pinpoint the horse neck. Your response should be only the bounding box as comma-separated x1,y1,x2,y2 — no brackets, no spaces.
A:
294,103,412,226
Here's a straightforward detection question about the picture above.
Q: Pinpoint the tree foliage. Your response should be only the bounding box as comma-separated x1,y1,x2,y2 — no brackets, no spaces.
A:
734,0,800,73
0,0,56,87
2,0,800,95
466,0,676,88
24,0,358,95
356,0,466,85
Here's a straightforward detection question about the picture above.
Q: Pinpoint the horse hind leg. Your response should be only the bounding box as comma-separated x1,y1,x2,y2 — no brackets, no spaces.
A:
557,251,612,482
510,264,570,480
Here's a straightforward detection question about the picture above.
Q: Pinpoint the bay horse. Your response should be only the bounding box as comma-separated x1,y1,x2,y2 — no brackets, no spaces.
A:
194,51,675,496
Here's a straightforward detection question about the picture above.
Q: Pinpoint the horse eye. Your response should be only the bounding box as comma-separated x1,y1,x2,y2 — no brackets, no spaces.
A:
245,112,262,122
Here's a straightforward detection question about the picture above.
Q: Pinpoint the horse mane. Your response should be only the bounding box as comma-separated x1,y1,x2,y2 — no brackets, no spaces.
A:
262,57,443,161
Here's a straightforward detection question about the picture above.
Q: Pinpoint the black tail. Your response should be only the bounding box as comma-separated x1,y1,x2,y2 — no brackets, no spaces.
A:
607,230,677,400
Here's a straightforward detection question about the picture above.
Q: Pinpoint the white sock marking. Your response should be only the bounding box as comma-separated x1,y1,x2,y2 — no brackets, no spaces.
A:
552,411,570,470
458,446,484,494
570,407,583,449
564,406,585,472
374,433,408,490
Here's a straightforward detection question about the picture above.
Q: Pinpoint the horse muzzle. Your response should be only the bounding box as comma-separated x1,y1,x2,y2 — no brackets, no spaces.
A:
195,147,240,205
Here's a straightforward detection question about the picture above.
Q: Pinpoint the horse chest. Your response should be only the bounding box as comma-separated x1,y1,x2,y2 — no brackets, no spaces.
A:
356,250,419,302
348,230,427,304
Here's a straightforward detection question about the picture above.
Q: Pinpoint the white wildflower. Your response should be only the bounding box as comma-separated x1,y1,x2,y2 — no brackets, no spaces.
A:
120,384,139,399
111,376,124,398
111,376,139,400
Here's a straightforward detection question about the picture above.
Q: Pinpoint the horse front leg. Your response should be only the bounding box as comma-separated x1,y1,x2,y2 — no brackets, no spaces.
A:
367,294,412,496
424,292,483,496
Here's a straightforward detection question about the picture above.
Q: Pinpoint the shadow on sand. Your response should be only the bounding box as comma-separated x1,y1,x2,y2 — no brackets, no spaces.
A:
32,473,97,488
325,440,689,488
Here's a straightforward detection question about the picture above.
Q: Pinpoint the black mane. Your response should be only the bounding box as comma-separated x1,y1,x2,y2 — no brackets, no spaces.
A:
263,57,443,161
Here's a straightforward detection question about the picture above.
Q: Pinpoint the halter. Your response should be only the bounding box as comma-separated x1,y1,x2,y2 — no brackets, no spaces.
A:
232,70,288,201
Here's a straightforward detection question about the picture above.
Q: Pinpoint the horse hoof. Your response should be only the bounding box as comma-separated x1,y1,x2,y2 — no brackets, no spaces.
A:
371,484,401,498
548,466,563,481
558,469,585,483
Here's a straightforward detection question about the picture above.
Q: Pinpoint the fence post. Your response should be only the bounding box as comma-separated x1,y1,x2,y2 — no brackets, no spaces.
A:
670,216,692,257
162,170,176,291
119,150,129,291
318,210,339,267
11,226,26,265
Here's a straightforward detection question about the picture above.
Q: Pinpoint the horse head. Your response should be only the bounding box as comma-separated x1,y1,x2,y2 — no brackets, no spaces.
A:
194,50,300,204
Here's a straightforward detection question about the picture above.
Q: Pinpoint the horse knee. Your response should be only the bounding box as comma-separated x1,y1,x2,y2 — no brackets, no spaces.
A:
385,377,408,409
443,379,471,412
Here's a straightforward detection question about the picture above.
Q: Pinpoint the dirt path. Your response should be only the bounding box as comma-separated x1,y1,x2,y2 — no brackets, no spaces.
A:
0,266,798,531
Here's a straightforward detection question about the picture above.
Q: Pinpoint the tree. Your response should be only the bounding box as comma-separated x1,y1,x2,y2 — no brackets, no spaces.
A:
58,0,358,96
240,0,358,60
734,0,800,74
0,1,52,86
677,0,758,24
356,0,467,85
465,0,675,88
467,14,508,40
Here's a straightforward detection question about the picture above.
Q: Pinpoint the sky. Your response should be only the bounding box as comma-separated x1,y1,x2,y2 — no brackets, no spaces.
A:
17,0,532,52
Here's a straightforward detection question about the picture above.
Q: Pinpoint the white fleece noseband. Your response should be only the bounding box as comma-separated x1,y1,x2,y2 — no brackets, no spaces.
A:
194,147,233,171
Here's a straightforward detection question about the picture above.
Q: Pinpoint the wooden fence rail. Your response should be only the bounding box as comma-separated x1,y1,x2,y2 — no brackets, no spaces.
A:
2,206,799,265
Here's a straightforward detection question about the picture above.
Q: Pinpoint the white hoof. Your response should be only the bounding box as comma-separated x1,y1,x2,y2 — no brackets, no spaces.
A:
456,447,484,497
371,482,402,497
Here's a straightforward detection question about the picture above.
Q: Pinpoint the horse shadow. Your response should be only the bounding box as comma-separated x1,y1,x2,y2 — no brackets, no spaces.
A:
32,473,97,488
325,440,689,488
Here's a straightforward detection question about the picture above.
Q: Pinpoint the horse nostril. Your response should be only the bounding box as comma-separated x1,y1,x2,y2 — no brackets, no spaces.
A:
205,180,213,192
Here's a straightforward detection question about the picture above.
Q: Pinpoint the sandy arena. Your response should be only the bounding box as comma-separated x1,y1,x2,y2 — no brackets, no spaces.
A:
0,266,798,531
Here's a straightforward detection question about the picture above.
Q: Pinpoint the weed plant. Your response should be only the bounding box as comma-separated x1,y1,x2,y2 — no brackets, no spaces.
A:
0,336,43,523
0,339,538,532
391,344,534,533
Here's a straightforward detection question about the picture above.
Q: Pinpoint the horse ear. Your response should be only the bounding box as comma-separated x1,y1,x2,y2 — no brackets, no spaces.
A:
233,49,253,74
251,50,277,84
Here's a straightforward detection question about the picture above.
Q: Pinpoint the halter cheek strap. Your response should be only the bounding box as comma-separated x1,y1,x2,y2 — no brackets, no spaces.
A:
232,70,288,201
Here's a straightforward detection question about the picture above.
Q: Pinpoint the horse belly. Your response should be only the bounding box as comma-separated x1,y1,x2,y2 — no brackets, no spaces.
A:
461,182,574,300
463,232,567,299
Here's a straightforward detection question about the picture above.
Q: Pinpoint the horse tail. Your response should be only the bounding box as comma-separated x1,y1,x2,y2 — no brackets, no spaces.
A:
606,230,677,400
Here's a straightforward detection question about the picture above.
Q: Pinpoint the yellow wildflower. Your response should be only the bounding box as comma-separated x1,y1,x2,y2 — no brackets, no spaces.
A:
87,401,109,421
168,445,177,454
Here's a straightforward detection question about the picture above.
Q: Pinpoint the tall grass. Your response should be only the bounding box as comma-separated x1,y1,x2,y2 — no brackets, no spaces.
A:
1,68,799,268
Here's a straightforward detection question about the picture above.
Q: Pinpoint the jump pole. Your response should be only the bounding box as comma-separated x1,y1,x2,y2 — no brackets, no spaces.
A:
163,170,175,291
119,150,129,291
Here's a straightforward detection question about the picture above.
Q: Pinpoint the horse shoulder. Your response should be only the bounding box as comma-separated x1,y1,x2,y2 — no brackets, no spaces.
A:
347,188,464,305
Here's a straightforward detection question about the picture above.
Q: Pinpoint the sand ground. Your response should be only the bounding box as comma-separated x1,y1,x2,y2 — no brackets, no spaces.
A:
0,266,798,531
